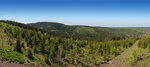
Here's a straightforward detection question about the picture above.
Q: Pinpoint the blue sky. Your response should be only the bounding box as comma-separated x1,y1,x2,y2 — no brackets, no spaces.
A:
1,0,150,27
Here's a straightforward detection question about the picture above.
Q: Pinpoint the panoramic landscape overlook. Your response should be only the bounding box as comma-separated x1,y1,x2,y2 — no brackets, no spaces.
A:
1,0,150,67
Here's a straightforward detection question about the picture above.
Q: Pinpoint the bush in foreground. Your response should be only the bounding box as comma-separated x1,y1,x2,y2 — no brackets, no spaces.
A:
0,49,25,64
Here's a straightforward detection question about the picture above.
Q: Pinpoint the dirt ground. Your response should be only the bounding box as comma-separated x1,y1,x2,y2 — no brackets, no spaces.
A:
0,61,30,67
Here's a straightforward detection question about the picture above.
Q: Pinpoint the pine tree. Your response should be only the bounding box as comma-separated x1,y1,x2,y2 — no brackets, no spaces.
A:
15,39,22,53
28,49,35,60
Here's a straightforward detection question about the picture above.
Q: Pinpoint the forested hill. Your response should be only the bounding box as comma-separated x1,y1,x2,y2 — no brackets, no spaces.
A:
0,20,141,41
0,20,72,38
29,22,142,41
0,21,137,67
0,20,124,41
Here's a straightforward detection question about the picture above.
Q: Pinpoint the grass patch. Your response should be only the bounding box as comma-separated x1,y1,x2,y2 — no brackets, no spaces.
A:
0,49,25,64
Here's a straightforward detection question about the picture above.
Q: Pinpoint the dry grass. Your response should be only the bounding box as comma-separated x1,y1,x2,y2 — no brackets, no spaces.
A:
101,40,150,67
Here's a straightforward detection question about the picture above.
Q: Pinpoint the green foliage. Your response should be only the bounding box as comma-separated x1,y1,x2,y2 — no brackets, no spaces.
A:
29,22,141,41
28,49,35,60
0,49,25,64
0,22,137,66
132,50,138,61
147,44,150,52
111,47,117,55
15,39,23,53
138,37,150,49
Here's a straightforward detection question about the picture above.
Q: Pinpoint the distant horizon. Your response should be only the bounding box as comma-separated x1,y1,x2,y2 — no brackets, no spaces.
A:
1,19,150,27
1,0,150,27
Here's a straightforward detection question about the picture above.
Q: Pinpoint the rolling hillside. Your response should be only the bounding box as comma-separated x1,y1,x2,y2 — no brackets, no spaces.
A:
29,22,142,41
0,21,138,67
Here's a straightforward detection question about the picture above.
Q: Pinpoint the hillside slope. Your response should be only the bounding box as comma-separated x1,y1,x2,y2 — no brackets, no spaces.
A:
101,40,150,67
29,22,141,41
0,22,137,67
101,40,140,67
0,25,30,67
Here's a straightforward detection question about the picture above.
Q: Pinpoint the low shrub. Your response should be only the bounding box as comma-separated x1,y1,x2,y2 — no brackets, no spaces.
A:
0,49,25,64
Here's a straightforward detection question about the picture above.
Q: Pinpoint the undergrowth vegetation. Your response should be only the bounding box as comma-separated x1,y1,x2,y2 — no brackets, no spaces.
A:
0,22,137,67
0,49,25,64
